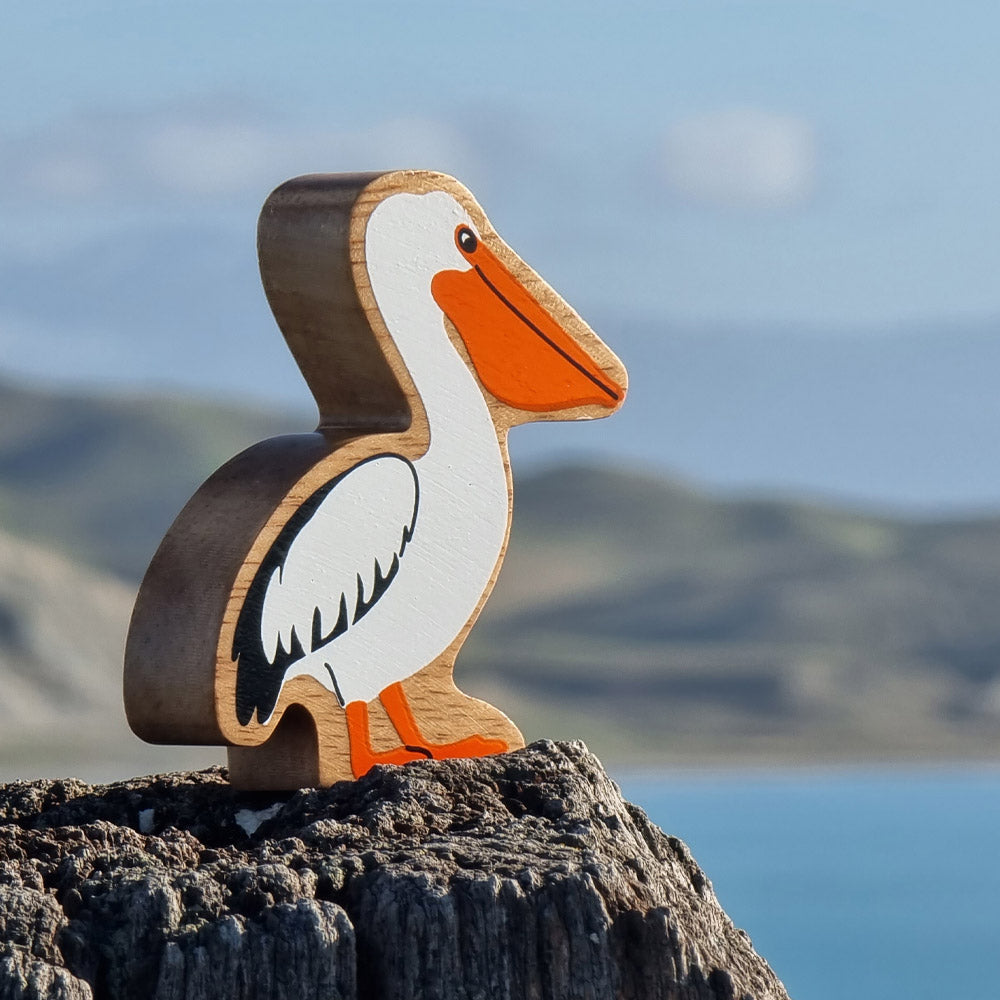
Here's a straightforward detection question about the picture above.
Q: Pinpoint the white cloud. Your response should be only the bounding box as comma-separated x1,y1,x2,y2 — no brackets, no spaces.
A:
0,104,481,205
662,108,816,211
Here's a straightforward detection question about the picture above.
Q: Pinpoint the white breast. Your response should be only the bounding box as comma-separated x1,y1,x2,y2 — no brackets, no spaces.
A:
274,444,506,705
259,189,510,708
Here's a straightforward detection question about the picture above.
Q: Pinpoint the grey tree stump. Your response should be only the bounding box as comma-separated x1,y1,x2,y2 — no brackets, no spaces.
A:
0,741,790,1000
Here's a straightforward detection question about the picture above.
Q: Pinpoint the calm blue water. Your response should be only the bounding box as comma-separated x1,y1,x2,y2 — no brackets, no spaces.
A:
620,768,1000,1000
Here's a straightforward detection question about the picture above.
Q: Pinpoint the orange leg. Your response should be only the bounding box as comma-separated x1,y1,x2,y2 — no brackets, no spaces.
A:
379,682,510,761
345,700,432,779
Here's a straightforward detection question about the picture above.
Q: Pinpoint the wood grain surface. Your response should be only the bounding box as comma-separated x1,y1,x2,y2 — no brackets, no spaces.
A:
124,171,627,789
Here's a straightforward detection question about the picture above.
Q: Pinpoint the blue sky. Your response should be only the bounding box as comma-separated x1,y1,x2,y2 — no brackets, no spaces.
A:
4,1,1000,509
6,0,1000,326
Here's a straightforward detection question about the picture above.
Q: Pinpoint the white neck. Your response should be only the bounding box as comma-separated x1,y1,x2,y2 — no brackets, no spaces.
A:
391,291,501,470
363,187,511,568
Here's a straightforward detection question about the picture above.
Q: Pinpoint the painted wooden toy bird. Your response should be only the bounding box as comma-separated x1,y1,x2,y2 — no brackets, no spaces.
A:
124,171,627,789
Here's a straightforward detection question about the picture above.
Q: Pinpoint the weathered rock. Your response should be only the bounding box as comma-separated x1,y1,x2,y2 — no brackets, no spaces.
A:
0,741,790,1000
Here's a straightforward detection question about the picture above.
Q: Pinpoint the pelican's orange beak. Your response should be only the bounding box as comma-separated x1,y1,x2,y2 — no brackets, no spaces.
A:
431,225,624,413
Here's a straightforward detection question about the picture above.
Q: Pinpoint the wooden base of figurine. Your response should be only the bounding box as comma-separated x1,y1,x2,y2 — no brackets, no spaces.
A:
227,663,524,789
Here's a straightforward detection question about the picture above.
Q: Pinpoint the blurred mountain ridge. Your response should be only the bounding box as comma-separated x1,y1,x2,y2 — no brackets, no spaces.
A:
4,222,1000,508
1,377,1000,775
470,464,1000,761
0,376,300,578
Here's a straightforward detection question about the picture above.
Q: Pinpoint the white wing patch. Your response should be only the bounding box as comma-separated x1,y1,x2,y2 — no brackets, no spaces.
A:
258,456,418,666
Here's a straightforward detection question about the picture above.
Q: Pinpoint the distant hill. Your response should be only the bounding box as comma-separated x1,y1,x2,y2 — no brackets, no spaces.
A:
0,378,301,578
465,466,1000,762
0,526,219,781
2,378,1000,770
6,228,1000,508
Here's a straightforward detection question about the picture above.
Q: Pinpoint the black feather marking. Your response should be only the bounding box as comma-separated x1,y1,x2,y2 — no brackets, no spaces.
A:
324,663,346,708
310,606,323,652
353,571,366,624
353,552,403,625
312,593,349,651
232,454,419,727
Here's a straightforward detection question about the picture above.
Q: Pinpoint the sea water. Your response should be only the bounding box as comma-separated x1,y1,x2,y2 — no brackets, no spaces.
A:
620,768,1000,1000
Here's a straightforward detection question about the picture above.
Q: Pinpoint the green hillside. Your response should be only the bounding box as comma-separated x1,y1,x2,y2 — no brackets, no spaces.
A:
0,379,303,579
3,378,1000,766
466,467,1000,761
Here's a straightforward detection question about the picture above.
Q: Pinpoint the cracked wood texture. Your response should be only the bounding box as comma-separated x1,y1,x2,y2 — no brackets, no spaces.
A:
0,741,790,1000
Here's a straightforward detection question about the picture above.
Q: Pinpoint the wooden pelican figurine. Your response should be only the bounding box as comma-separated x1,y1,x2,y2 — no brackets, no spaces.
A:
124,171,627,789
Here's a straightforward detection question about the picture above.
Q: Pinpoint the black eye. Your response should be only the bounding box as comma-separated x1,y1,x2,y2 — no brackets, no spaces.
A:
456,226,478,254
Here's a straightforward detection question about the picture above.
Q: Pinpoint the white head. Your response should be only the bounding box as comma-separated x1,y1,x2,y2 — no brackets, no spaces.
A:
360,177,625,419
365,189,477,306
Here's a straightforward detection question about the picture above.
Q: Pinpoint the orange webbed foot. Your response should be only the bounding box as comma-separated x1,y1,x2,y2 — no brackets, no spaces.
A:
419,734,509,760
379,682,509,761
345,700,432,778
416,733,510,760
350,743,432,777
